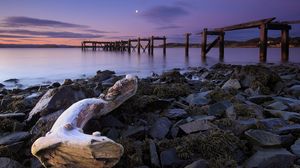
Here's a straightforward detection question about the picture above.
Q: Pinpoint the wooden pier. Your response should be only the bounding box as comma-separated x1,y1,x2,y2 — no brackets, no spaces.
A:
82,17,299,62
81,36,167,55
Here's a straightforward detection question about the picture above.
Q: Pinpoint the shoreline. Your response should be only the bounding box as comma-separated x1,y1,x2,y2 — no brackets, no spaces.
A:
1,63,300,167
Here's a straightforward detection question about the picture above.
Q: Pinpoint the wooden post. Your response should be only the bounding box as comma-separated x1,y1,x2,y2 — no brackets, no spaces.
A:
281,29,289,62
259,24,268,62
128,40,131,53
163,36,166,55
148,39,151,54
185,33,191,56
201,28,207,59
138,38,141,54
151,36,154,55
219,31,225,60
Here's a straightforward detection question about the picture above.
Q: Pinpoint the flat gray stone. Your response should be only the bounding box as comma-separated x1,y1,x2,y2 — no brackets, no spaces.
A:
265,109,300,123
0,113,25,121
0,132,30,146
291,139,300,157
244,148,296,168
149,117,172,140
248,95,273,104
273,96,300,106
163,108,187,119
233,119,257,135
184,159,208,168
179,119,215,134
185,92,210,106
276,124,300,135
122,126,146,138
208,100,232,117
245,129,282,147
266,101,288,111
160,148,180,167
149,140,160,168
289,85,300,97
257,118,287,130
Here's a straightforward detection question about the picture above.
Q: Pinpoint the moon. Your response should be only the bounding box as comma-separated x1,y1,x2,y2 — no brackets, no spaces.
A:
135,10,139,14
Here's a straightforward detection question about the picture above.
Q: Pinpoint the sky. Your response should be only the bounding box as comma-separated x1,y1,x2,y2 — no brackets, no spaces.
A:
0,0,299,45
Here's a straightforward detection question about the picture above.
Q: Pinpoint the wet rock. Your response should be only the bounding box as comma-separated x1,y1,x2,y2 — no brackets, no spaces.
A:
273,96,300,106
0,132,30,146
160,148,180,167
244,148,296,168
222,79,241,90
62,79,73,85
163,108,187,119
184,159,208,168
289,85,300,97
185,92,210,106
276,124,300,135
51,82,61,88
266,101,289,111
0,83,4,88
245,129,282,147
265,109,300,123
0,157,24,168
4,78,19,83
149,140,160,168
208,100,232,117
30,110,64,141
179,119,215,134
133,95,171,112
0,118,24,132
26,85,86,122
102,76,122,88
225,105,236,120
248,95,273,104
0,113,25,121
150,117,172,140
154,83,190,99
93,70,115,82
106,128,120,140
257,118,287,130
291,139,300,157
160,71,186,83
0,141,24,158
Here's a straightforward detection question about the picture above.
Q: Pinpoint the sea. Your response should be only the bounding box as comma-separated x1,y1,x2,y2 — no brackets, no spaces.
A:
0,48,299,88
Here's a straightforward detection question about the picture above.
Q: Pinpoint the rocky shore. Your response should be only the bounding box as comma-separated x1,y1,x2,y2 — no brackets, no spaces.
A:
1,63,300,168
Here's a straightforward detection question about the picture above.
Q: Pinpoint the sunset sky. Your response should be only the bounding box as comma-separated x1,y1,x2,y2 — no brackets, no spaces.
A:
0,0,300,45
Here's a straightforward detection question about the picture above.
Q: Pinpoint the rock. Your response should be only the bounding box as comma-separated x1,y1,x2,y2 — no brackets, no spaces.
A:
185,92,210,106
0,83,4,88
291,139,300,157
208,100,232,117
26,85,86,122
3,78,19,83
106,128,120,140
30,110,64,141
160,148,180,167
266,101,289,111
0,132,30,145
0,157,24,168
179,119,215,134
122,126,146,138
150,117,172,140
94,70,115,82
154,83,190,99
149,140,160,168
51,82,61,88
225,105,236,120
244,148,296,168
289,85,300,97
265,109,300,123
160,71,186,83
257,118,287,130
184,159,209,168
163,108,187,119
0,113,25,121
276,124,300,135
222,79,241,90
98,115,125,128
62,79,73,85
133,95,171,112
245,129,282,147
273,96,300,106
233,119,257,135
0,141,24,157
248,95,273,104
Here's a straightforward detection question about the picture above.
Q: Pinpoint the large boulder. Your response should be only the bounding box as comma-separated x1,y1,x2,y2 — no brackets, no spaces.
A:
222,79,241,90
26,85,87,122
150,117,172,140
245,129,282,147
0,157,24,168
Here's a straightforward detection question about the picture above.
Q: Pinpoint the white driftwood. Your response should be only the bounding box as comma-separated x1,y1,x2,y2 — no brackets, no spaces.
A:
32,75,138,168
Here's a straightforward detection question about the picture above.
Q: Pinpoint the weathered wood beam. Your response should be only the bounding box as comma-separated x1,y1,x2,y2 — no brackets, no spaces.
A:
267,23,291,30
206,36,220,53
281,20,300,24
215,17,276,31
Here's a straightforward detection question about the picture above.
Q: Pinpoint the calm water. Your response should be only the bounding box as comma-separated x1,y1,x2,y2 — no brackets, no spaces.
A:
0,48,299,88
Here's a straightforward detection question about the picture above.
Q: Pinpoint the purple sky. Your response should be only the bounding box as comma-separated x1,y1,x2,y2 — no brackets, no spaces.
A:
0,0,299,45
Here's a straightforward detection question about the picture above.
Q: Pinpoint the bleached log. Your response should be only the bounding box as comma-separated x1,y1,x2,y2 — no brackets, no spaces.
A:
32,75,138,168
